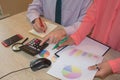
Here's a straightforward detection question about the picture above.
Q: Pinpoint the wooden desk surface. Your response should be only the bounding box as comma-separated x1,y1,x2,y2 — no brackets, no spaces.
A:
0,12,59,80
0,12,120,80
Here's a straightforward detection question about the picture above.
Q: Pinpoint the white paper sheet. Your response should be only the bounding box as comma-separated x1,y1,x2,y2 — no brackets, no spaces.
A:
43,37,110,80
29,22,57,38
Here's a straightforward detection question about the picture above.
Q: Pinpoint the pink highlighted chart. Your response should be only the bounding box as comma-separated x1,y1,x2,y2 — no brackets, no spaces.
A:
62,65,81,79
39,50,50,58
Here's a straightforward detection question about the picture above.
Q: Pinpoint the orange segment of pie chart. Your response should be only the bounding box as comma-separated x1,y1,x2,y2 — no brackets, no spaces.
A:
40,50,50,58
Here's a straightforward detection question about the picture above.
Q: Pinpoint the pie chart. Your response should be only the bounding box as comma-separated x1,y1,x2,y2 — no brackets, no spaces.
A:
51,55,57,62
62,65,81,79
39,50,50,58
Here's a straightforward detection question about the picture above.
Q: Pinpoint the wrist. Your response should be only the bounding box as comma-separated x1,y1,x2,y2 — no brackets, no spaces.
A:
62,29,67,36
31,18,40,24
31,19,35,24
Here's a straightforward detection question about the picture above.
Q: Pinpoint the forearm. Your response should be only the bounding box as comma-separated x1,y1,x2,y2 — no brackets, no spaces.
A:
70,2,96,45
27,0,43,22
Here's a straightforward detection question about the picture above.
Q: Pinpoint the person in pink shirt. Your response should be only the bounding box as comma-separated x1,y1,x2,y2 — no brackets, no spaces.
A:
58,0,120,79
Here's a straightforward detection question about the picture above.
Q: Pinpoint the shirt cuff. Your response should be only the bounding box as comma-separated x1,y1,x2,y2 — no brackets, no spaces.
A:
64,26,75,35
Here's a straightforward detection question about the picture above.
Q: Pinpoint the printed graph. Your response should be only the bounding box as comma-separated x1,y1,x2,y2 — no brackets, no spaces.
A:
62,65,81,79
39,50,50,58
68,49,99,59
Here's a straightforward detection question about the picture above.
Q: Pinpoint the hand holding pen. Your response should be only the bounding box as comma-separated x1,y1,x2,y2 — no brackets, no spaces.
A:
32,17,47,33
52,36,68,50
54,36,75,49
52,36,74,58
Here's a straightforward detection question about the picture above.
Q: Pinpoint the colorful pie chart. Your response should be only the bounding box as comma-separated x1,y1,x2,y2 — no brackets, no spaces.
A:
62,65,81,79
39,50,50,58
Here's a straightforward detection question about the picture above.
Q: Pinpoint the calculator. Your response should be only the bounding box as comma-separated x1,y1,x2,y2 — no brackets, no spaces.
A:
20,38,49,56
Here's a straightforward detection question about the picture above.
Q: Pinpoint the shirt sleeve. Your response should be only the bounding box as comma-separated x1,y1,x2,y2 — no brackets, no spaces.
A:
108,58,120,73
64,0,93,35
26,0,43,22
70,1,96,45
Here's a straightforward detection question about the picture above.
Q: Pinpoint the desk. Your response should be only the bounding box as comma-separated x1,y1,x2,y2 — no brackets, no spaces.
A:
0,12,120,80
0,12,59,80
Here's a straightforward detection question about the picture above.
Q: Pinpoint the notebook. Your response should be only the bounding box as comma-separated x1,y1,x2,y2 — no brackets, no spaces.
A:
29,22,57,38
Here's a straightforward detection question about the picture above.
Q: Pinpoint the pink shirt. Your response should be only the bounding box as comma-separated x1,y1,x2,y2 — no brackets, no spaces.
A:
71,0,120,73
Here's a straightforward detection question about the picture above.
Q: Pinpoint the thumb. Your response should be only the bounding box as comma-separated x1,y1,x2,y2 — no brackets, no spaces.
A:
58,41,69,49
88,65,97,70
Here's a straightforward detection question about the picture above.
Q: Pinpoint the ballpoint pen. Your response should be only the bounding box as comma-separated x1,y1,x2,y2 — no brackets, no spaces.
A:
52,36,68,50
39,18,44,28
39,18,46,32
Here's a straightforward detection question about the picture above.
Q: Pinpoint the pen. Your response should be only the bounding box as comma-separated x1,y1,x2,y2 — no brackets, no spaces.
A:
39,18,46,32
39,18,44,28
52,36,68,50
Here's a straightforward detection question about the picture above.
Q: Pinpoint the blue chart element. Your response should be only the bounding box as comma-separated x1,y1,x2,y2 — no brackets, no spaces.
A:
62,65,81,79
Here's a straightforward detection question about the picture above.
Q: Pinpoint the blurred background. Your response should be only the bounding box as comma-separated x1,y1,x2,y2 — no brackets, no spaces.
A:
0,0,32,17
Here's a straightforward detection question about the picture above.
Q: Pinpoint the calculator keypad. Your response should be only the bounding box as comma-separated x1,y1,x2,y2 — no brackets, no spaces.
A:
20,38,49,56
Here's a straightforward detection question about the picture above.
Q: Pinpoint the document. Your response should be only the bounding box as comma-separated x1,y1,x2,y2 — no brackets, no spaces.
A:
45,37,110,80
29,22,57,38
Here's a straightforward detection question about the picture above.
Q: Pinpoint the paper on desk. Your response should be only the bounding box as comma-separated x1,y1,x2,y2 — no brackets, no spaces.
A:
36,37,109,62
47,51,103,80
29,22,57,38
46,37,109,80
47,48,104,80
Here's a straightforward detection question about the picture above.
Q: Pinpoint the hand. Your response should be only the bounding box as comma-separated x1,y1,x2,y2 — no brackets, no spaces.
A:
40,28,67,45
57,36,75,49
88,62,113,79
32,18,47,33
